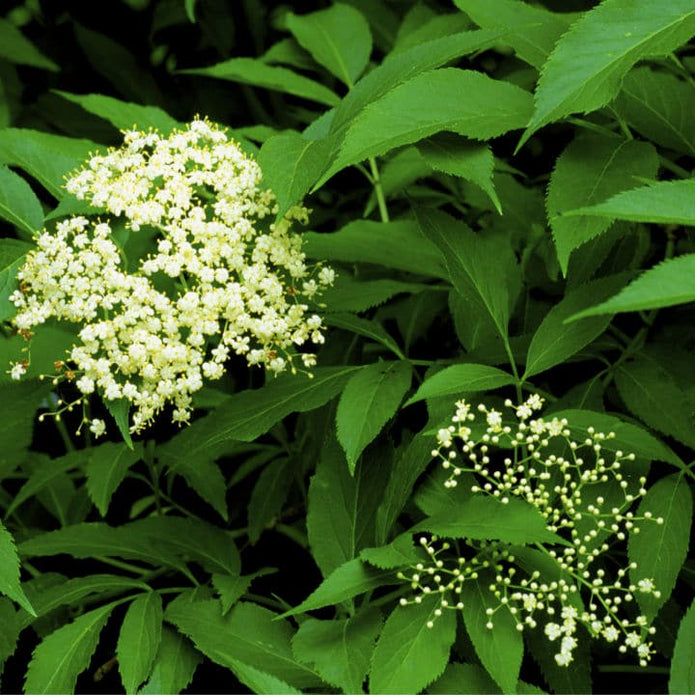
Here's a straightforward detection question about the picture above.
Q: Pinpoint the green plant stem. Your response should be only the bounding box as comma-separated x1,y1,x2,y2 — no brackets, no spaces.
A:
274,523,309,549
597,665,669,674
659,155,691,179
368,157,390,223
94,555,150,575
53,413,75,453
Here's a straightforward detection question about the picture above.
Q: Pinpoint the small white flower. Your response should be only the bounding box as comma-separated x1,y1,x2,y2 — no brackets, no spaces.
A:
89,418,106,437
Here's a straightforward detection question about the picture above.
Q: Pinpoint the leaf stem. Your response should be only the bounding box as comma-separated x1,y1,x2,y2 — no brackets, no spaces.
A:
368,157,390,223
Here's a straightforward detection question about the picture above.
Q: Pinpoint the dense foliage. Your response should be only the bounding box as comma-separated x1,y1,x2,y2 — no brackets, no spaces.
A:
0,0,694,693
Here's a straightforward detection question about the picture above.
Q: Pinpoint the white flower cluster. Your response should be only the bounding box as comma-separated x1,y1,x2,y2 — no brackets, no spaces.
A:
10,119,334,433
398,396,663,667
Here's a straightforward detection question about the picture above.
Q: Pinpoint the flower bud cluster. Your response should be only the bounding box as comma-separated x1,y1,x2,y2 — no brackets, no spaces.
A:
10,119,334,433
401,396,663,667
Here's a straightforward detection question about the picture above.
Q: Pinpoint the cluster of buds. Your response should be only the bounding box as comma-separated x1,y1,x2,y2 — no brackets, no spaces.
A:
9,119,334,433
398,395,662,667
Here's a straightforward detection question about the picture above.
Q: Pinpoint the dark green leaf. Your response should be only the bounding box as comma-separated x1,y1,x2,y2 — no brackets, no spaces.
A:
0,520,34,615
547,134,658,274
169,457,228,520
628,474,692,622
0,17,58,71
248,458,293,543
319,276,431,314
286,4,372,86
103,398,134,450
117,593,163,695
369,601,455,694
325,314,404,358
86,442,143,516
0,165,44,237
139,626,201,695
292,609,382,693
336,362,411,472
670,599,695,694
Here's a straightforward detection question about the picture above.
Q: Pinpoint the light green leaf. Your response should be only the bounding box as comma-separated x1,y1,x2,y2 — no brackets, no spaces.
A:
629,474,693,621
286,4,372,86
454,0,573,68
336,362,411,472
551,409,682,467
405,363,515,406
0,164,44,236
159,366,358,464
415,496,565,545
429,662,512,694
24,602,118,694
330,29,502,134
670,599,695,694
616,355,695,449
569,254,695,319
247,458,292,543
226,659,303,695
524,274,630,378
292,609,382,693
184,0,197,23
257,130,334,220
281,558,394,617
369,601,455,694
139,626,201,695
118,593,163,695
0,520,34,615
0,130,101,199
0,238,33,321
561,179,695,227
86,442,143,516
180,58,339,106
0,17,58,71
166,600,322,688
325,314,404,358
307,433,392,576
303,219,446,278
613,66,695,156
522,0,695,143
360,532,425,569
462,577,523,694
212,573,253,615
547,134,658,274
417,134,501,212
324,68,532,182
416,208,520,340
55,91,180,134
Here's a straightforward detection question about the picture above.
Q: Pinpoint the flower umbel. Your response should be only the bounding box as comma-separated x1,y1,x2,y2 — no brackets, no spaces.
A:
399,396,662,667
10,119,334,433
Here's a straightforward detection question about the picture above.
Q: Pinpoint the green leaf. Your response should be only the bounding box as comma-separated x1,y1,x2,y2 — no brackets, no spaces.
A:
319,276,430,313
336,362,411,472
281,558,394,617
670,599,695,695
522,0,695,143
330,29,503,134
616,355,695,449
0,238,33,321
180,58,339,106
0,597,21,666
160,367,358,465
613,66,695,156
369,601,455,694
257,131,334,220
405,363,515,406
551,409,682,467
55,91,180,134
462,577,523,694
307,434,391,576
415,208,520,340
360,532,425,570
546,134,658,274
169,457,229,520
454,0,573,68
166,600,322,688
0,17,58,71
0,129,101,199
117,593,163,695
292,609,382,693
286,4,372,86
247,458,293,543
562,179,695,227
86,442,143,516
139,626,201,695
303,219,446,278
212,573,254,615
325,314,404,358
0,520,34,615
323,68,532,182
415,496,565,545
225,660,304,695
628,474,693,622
0,164,44,237
569,254,695,318
524,274,630,378
103,398,135,450
429,662,512,694
417,134,501,213
24,601,118,695
184,0,197,23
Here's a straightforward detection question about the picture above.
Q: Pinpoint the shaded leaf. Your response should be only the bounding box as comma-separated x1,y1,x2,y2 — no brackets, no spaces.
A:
670,599,695,695
0,17,58,71
170,457,228,520
325,314,404,358
139,626,201,695
0,520,34,615
0,165,44,237
248,458,293,543
319,276,431,314
104,398,134,450
86,442,143,516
